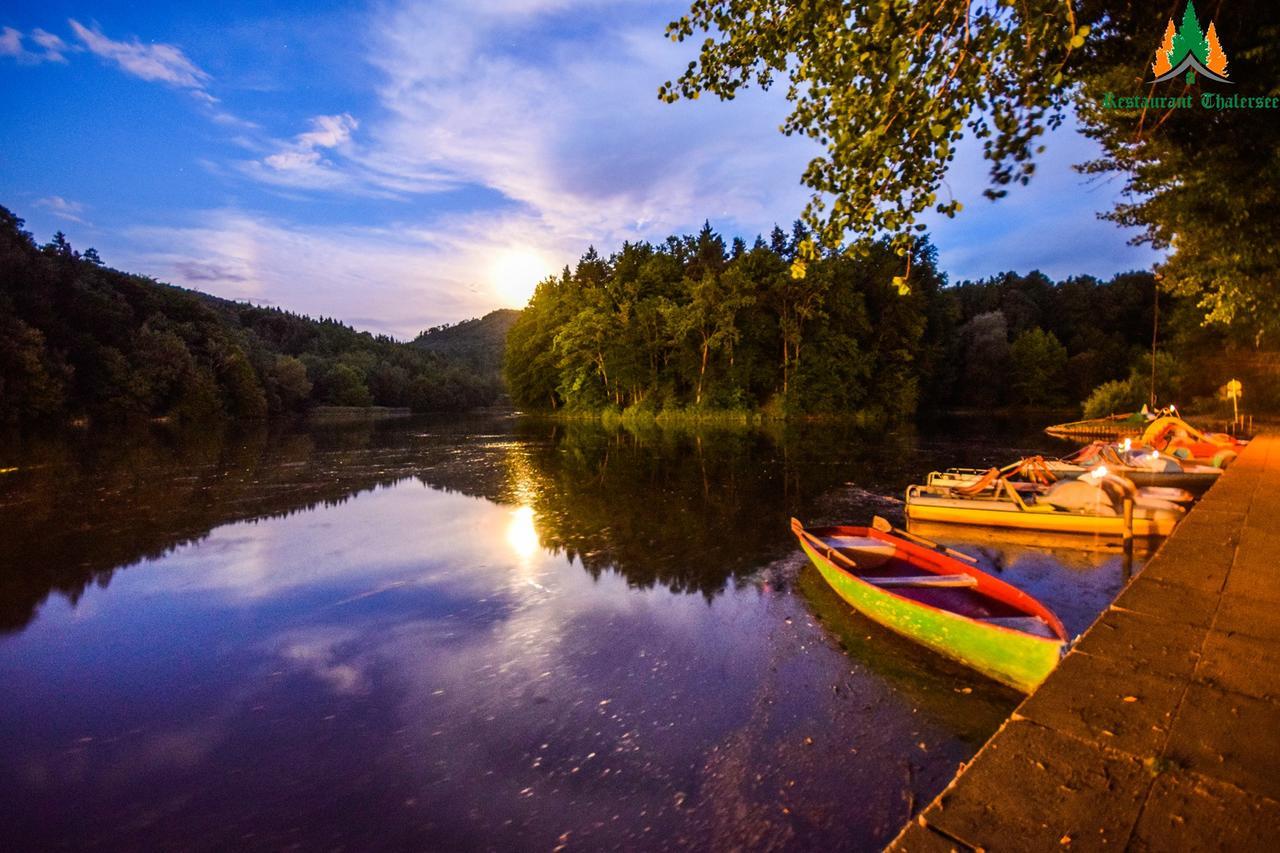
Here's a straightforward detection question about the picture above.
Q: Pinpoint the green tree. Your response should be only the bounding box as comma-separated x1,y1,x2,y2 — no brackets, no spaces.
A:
267,355,313,411
1082,378,1141,419
0,317,68,423
368,361,411,406
217,350,268,419
960,312,1010,407
1008,327,1068,406
664,270,754,407
323,364,373,407
661,1,1083,262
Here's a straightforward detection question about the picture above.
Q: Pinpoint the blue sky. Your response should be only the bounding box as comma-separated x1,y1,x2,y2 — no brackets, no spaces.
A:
1,1,1162,338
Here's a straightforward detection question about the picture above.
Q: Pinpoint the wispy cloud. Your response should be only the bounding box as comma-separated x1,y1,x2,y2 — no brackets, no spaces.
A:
34,196,87,224
29,28,70,61
69,19,211,91
357,0,815,238
246,113,364,190
1,25,73,64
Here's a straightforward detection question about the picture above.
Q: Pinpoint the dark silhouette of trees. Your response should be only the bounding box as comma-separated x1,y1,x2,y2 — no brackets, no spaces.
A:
0,204,498,427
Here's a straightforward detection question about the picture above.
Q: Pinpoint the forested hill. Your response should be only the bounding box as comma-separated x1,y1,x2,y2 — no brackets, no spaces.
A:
412,309,519,386
0,205,501,427
505,222,1267,419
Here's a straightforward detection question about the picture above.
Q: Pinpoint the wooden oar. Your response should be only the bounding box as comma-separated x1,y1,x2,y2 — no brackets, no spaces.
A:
872,515,979,564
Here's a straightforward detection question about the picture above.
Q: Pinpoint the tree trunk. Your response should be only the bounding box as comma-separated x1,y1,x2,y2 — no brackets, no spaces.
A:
781,337,789,395
697,337,710,406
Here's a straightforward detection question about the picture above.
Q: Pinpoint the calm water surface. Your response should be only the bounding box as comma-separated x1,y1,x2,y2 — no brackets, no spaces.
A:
0,415,1147,850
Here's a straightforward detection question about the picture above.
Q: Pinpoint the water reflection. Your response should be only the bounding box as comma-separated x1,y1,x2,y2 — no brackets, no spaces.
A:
507,505,541,562
0,414,1128,850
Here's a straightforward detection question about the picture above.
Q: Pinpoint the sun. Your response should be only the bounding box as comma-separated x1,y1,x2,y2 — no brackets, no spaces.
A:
490,248,552,307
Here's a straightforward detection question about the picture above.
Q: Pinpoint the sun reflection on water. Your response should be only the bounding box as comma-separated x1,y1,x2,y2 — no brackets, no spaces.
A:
506,505,541,560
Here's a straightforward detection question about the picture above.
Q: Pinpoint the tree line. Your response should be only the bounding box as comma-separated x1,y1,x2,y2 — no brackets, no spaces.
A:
506,223,942,420
0,205,499,427
506,222,1274,419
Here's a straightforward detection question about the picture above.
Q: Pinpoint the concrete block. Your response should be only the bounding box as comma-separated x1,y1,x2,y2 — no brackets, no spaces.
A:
1223,528,1280,605
924,720,1151,852
1016,650,1184,758
1113,577,1219,628
1212,596,1280,643
1129,770,1280,851
1073,607,1205,681
1144,537,1234,593
1164,683,1280,801
1195,630,1280,703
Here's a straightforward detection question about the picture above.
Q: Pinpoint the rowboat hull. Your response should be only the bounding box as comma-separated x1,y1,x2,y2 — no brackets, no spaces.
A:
904,496,1178,537
794,524,1066,693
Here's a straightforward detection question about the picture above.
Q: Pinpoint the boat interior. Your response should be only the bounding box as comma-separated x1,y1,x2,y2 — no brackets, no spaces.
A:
817,534,1059,639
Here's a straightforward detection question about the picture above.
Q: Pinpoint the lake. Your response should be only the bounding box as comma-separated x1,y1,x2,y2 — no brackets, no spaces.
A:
0,414,1147,850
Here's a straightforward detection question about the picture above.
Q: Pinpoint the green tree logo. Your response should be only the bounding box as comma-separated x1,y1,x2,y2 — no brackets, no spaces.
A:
1152,0,1230,84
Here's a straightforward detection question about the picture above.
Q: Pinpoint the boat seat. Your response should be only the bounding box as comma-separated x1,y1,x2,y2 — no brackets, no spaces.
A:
863,574,977,588
980,615,1058,639
823,535,896,568
825,535,887,549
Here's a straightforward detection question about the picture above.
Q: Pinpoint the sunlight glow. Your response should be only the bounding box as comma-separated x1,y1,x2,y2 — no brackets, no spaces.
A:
506,505,541,560
490,249,552,307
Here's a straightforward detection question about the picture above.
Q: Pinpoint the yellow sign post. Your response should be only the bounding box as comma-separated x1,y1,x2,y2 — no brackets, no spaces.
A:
1226,378,1243,426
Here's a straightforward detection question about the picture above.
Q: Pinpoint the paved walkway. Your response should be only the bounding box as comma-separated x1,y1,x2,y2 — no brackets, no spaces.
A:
890,435,1280,852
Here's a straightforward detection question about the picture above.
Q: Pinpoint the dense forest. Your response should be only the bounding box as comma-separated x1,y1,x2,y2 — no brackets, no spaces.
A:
413,309,519,390
506,222,1277,420
0,205,500,427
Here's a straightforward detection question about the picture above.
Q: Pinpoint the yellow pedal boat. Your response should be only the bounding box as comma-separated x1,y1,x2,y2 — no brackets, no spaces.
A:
905,473,1183,538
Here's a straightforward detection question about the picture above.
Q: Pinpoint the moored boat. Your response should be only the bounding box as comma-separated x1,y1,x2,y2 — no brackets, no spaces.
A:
1140,416,1246,466
790,518,1068,692
925,456,1198,504
1059,442,1222,491
905,472,1184,537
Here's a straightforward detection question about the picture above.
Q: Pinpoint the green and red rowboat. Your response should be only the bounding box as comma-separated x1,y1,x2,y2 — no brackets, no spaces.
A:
790,519,1068,692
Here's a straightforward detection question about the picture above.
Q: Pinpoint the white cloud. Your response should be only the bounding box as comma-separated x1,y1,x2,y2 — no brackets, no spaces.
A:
0,26,22,58
247,113,371,190
225,1,812,225
29,28,70,61
357,0,816,239
35,196,87,223
69,19,211,90
1,25,73,63
296,113,358,149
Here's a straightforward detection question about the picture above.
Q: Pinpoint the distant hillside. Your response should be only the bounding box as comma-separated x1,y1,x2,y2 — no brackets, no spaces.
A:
412,309,519,384
0,204,501,427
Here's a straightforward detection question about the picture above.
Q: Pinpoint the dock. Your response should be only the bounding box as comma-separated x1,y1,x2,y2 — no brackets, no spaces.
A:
890,435,1280,851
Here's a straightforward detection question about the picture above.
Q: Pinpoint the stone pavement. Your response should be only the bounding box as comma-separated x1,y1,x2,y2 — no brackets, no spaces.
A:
889,435,1280,852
